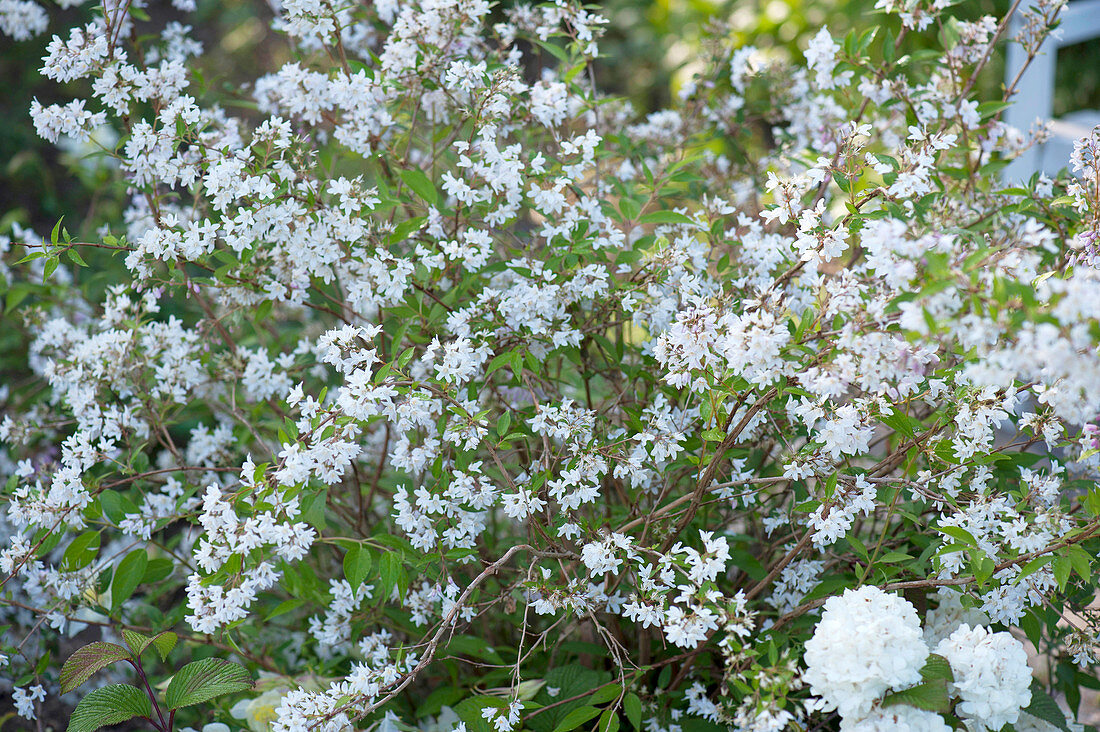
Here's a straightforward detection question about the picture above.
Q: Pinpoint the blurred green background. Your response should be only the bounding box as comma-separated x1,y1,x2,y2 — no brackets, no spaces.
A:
2,0,1099,240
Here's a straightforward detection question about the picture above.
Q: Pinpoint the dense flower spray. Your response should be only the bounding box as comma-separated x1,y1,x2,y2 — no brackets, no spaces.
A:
0,0,1098,728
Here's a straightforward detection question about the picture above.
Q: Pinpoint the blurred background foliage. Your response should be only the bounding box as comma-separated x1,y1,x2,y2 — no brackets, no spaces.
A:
1,0,1099,239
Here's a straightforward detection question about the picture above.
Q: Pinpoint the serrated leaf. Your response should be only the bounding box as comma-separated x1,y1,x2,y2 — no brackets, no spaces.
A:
151,631,178,661
67,684,151,732
553,706,601,732
121,630,177,662
881,680,950,713
60,643,132,694
529,665,607,732
919,654,954,682
121,630,152,657
1024,680,1071,731
164,658,254,710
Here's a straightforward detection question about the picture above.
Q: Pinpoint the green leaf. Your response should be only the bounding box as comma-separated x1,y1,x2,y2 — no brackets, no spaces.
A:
343,544,373,590
442,635,504,664
67,248,88,267
111,549,148,612
142,557,174,584
637,211,695,226
531,38,569,63
397,346,416,370
300,488,328,530
62,532,101,572
5,283,33,313
1067,545,1091,582
1024,680,1071,731
455,697,506,732
378,551,402,599
400,168,438,206
496,411,512,439
619,198,641,221
67,684,151,732
1019,554,1055,581
700,427,724,442
14,250,46,265
919,654,954,682
486,351,512,376
553,706,601,732
151,632,178,661
164,658,254,710
597,709,620,732
624,693,642,730
1054,556,1072,591
98,490,126,523
121,630,177,662
589,685,621,705
265,597,305,620
60,643,132,694
120,629,151,657
937,525,976,546
529,665,608,732
881,680,951,713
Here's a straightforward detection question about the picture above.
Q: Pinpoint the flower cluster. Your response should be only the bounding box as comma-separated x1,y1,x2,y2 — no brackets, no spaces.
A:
804,587,1033,730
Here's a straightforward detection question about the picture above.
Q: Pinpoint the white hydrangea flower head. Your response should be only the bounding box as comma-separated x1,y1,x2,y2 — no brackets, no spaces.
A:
923,588,991,646
842,704,951,731
934,624,1032,731
803,586,929,720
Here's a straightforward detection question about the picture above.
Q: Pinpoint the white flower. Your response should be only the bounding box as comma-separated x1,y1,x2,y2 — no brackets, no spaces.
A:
12,685,45,719
803,586,928,720
842,705,951,731
935,624,1032,731
923,588,990,646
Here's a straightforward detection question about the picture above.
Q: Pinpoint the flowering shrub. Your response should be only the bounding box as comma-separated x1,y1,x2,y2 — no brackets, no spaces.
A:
2,0,1100,729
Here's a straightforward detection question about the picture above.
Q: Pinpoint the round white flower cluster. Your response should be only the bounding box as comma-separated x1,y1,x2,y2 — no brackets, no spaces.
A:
804,587,1035,730
844,705,951,732
935,624,1033,731
802,586,928,720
